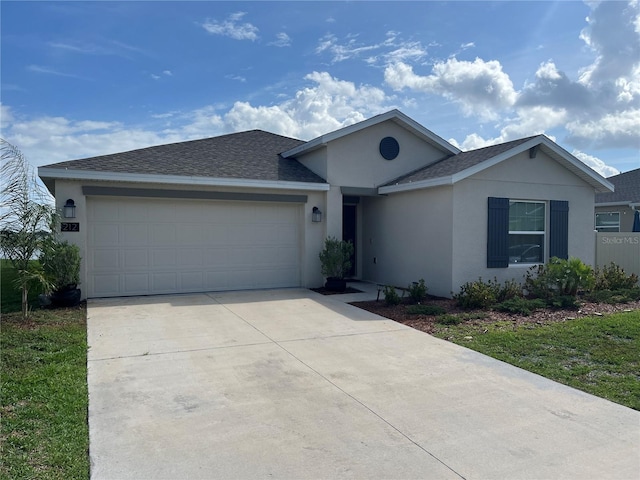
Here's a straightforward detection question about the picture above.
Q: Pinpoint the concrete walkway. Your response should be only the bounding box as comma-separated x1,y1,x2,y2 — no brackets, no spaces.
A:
87,287,639,479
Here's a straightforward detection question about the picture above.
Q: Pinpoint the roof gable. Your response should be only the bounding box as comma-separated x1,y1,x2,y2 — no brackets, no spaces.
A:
39,130,326,185
380,135,614,194
281,109,461,159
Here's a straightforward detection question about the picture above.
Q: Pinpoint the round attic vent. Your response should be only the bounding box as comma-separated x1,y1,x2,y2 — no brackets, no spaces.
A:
379,136,400,160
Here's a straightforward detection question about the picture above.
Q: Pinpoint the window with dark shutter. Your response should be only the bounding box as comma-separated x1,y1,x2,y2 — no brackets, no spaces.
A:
549,200,569,259
487,197,509,268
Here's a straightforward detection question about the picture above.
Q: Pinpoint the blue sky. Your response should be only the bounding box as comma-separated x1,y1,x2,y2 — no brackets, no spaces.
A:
2,1,639,176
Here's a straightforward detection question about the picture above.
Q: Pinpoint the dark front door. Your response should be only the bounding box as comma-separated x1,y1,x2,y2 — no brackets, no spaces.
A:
342,204,357,278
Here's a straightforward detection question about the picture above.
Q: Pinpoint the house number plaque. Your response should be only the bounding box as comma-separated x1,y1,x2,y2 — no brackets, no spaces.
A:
61,222,80,232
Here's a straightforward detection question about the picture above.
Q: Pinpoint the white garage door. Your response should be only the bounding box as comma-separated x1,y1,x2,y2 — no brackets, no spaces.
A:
87,197,302,297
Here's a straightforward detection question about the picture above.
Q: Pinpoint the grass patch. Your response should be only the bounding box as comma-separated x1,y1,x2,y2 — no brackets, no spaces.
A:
1,306,89,480
433,311,640,410
1,259,45,314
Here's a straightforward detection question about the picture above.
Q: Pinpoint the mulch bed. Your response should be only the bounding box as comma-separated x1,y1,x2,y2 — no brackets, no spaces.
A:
351,295,640,335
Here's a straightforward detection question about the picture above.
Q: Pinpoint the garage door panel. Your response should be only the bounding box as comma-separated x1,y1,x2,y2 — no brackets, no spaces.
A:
122,224,148,245
180,272,204,291
203,248,228,267
177,248,202,267
93,249,120,270
123,274,149,294
93,274,120,296
177,225,204,244
88,197,301,297
152,249,177,268
151,273,177,293
92,224,119,246
150,224,177,245
123,249,149,270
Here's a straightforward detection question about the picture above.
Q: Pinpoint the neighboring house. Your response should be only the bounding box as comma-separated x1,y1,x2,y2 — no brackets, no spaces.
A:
38,110,613,299
594,168,640,232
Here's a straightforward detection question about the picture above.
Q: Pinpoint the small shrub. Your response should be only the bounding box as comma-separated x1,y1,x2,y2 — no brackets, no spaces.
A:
407,279,428,303
39,240,81,291
454,277,500,309
586,287,640,304
495,298,546,316
383,285,402,306
406,304,446,316
594,263,639,291
550,295,580,310
525,257,594,301
497,279,523,302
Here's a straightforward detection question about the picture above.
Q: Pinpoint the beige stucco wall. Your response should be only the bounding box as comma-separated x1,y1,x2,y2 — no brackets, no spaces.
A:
324,120,447,188
361,186,454,298
450,151,598,292
51,179,327,298
295,119,452,283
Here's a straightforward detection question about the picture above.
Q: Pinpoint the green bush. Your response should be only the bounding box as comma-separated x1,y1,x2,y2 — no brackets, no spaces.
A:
585,287,640,304
39,240,81,291
497,279,523,302
495,298,546,316
525,257,594,301
550,295,580,310
406,304,446,316
454,277,501,309
407,279,428,303
319,236,354,279
594,263,639,291
383,285,402,306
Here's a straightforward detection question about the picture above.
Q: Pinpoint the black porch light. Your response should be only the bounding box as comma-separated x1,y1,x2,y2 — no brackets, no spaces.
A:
63,199,76,219
312,206,322,223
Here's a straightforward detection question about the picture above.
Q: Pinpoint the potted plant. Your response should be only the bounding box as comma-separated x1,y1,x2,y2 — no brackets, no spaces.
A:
40,239,82,307
319,236,354,292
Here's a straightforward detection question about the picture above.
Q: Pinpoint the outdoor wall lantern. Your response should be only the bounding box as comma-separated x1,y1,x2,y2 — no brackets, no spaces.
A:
63,199,76,219
312,206,322,223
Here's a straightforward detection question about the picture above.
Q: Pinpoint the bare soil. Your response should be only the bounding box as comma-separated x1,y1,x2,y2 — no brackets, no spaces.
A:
351,295,640,334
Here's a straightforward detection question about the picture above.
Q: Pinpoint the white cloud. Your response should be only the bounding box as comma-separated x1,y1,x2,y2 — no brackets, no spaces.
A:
566,109,640,149
316,31,426,65
385,59,517,120
201,12,259,41
163,70,172,76
269,32,291,48
27,64,82,79
572,150,620,177
2,71,393,166
225,74,247,83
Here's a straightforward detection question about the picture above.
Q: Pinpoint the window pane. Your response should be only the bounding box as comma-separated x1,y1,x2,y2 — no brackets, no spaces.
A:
508,234,544,264
509,202,545,232
595,212,620,229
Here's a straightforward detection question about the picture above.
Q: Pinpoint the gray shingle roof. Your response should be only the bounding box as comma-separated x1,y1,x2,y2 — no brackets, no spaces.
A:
595,168,640,204
383,136,538,186
41,130,326,184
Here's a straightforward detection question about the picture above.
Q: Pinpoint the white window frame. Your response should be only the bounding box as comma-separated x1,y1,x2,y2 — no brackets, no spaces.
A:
595,211,620,232
508,200,546,265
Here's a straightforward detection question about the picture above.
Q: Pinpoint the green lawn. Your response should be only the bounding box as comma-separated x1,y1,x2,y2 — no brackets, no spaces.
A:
1,259,45,314
1,261,89,480
433,310,640,410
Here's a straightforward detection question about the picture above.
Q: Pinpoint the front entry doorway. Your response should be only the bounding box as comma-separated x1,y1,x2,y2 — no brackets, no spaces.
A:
342,203,357,278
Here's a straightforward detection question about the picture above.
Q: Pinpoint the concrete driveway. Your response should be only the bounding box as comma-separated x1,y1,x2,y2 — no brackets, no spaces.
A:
87,288,639,480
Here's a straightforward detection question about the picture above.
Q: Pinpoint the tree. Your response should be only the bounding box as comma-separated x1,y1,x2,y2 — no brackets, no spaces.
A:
1,139,56,319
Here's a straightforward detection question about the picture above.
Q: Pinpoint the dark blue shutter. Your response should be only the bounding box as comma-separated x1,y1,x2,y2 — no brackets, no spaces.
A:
549,200,569,259
487,197,509,268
